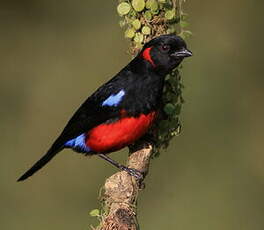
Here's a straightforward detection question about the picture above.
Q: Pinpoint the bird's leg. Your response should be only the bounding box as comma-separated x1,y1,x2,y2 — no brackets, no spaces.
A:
98,154,144,182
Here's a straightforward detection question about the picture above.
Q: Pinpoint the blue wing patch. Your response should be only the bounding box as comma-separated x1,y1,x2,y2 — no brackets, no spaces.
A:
64,133,91,153
102,89,125,107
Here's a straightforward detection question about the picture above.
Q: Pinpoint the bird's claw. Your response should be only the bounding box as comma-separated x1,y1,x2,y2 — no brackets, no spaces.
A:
121,166,144,183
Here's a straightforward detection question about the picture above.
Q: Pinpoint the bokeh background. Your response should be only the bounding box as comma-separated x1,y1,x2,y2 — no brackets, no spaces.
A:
1,0,264,229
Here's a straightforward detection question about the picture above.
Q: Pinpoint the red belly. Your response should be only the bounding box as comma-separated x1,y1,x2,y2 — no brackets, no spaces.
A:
86,112,156,152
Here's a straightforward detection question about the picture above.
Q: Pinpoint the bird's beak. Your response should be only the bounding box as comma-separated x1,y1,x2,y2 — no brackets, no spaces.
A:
171,48,192,58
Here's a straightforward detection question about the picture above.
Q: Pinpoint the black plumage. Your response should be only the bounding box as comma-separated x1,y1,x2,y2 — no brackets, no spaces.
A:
17,34,192,181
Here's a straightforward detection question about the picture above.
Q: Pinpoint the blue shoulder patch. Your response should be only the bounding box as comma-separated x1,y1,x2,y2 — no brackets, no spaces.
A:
102,89,125,107
64,133,91,153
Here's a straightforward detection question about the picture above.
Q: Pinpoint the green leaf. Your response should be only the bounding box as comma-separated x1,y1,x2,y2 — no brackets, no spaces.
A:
144,10,153,21
165,10,175,20
142,26,151,35
125,28,136,38
89,209,100,217
146,0,159,11
129,9,137,17
117,2,131,16
164,103,176,115
132,19,141,30
132,0,145,12
158,0,166,3
134,32,144,43
145,0,152,9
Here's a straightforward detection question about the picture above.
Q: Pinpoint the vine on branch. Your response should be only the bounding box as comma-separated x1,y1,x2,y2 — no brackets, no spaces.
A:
89,1,190,229
117,0,191,157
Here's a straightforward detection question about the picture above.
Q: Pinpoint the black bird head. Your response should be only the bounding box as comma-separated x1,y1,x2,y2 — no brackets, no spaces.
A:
140,34,192,75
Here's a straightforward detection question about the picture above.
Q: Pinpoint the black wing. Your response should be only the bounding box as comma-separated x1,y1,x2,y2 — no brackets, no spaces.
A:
17,75,125,181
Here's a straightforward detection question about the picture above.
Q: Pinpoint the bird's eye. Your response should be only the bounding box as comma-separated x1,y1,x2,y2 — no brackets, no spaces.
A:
161,44,170,51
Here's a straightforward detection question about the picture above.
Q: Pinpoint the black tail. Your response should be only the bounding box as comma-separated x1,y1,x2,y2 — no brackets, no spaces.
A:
17,146,63,182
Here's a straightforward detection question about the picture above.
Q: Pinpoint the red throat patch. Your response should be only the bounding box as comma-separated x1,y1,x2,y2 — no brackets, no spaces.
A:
142,47,155,67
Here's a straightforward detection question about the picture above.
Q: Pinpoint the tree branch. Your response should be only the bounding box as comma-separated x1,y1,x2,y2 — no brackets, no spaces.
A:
97,143,153,230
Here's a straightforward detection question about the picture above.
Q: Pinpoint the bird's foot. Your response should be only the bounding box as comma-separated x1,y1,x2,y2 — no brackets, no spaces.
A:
98,154,145,187
120,166,144,183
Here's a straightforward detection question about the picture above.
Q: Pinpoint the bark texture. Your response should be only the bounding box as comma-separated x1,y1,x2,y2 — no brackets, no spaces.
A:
97,143,153,230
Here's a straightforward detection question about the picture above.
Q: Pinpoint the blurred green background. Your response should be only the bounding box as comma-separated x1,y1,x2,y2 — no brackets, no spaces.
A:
1,0,264,229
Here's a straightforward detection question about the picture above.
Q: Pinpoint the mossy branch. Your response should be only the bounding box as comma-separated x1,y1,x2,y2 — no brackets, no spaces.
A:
90,1,190,229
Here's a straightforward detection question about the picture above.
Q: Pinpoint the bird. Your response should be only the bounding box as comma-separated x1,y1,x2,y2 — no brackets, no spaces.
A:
17,34,192,182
